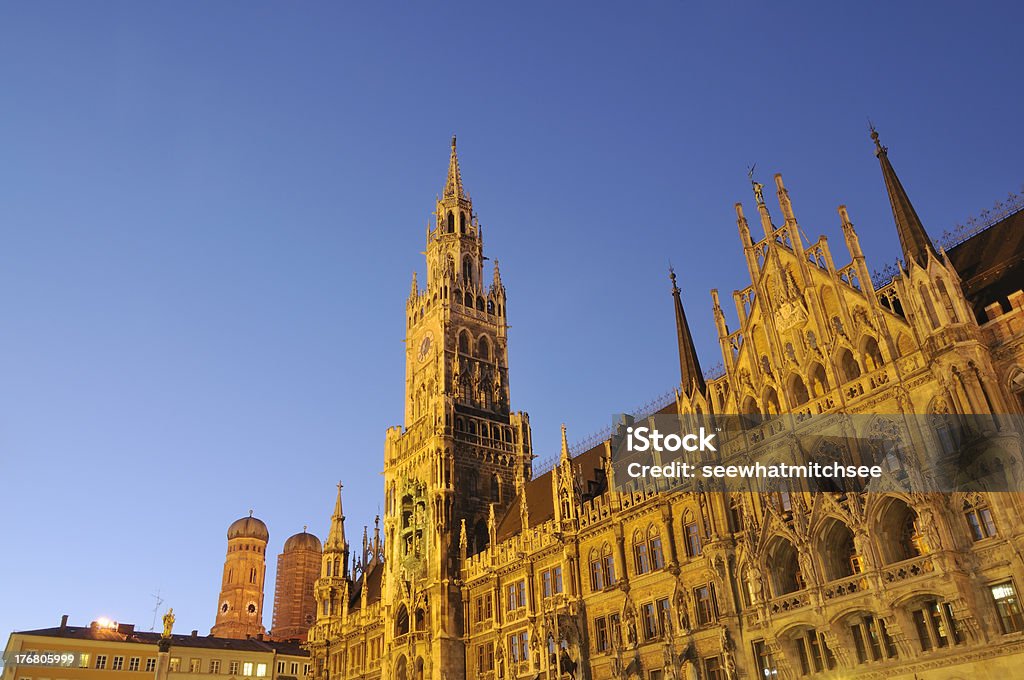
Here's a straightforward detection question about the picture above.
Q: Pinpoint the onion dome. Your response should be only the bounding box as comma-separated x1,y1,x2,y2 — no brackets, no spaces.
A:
283,529,322,553
227,513,269,542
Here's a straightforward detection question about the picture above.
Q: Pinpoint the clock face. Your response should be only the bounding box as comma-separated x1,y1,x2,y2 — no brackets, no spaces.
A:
247,603,257,614
417,333,433,362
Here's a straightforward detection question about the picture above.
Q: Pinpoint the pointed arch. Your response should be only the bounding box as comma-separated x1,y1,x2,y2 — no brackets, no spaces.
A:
476,335,491,360
809,362,829,397
395,605,410,636
788,373,810,406
861,335,885,371
817,518,858,580
873,496,923,564
837,347,860,383
764,536,802,595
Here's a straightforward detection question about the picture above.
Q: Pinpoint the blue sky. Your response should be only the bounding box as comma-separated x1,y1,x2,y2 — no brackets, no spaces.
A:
1,2,1021,640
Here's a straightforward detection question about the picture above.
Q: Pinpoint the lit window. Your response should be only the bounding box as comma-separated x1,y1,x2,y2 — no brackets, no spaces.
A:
169,658,180,673
256,664,266,677
243,662,254,676
992,582,1024,634
188,659,201,673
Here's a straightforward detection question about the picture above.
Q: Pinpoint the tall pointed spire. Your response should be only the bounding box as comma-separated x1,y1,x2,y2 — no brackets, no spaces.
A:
560,423,570,464
871,126,938,268
325,482,346,551
670,267,706,395
443,135,466,200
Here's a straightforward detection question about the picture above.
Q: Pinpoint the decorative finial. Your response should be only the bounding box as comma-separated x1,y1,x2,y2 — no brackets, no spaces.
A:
451,135,457,151
249,509,253,518
337,481,343,491
303,524,307,533
747,163,764,205
868,120,884,153
668,264,678,288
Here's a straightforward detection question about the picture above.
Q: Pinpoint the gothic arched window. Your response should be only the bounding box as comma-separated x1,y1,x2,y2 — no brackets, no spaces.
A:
447,212,454,233
683,510,702,558
463,256,473,284
458,330,471,354
789,374,810,406
395,606,410,636
765,536,802,595
476,335,490,360
862,336,885,372
460,212,467,232
632,529,651,575
838,347,860,383
918,284,940,329
809,363,829,397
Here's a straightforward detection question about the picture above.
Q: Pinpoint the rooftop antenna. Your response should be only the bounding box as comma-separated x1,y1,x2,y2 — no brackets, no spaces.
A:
149,590,164,631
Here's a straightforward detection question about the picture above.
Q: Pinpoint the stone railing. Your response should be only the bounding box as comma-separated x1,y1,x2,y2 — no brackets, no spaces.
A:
821,572,869,601
768,590,812,615
881,553,935,584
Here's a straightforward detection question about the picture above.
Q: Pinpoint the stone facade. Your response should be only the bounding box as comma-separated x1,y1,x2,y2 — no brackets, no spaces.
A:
305,135,1024,680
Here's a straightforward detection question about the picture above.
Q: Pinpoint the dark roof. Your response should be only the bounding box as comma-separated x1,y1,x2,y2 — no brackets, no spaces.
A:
495,442,608,543
15,625,307,656
947,209,1024,321
348,561,384,611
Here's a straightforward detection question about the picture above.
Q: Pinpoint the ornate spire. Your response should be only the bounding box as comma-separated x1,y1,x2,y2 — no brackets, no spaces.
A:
443,135,466,200
409,271,418,299
560,423,570,464
325,482,346,552
670,267,706,396
492,259,503,292
871,126,938,268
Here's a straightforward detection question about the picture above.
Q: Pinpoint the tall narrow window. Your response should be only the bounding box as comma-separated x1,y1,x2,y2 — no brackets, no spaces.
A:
683,511,702,558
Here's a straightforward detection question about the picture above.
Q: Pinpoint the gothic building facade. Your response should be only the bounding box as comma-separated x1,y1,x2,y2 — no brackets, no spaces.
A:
305,135,1024,680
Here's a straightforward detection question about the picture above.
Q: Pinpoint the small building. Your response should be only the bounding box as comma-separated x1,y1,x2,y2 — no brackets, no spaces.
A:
2,617,309,680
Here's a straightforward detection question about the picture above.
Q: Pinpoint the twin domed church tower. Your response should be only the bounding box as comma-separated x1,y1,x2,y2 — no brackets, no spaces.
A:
211,512,322,641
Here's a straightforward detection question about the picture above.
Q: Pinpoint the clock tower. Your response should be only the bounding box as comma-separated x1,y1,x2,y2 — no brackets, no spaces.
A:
380,137,533,679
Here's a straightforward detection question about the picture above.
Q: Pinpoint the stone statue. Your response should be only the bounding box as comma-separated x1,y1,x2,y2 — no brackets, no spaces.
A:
161,609,175,639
